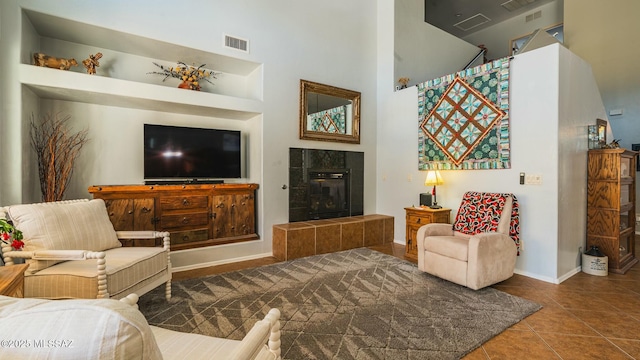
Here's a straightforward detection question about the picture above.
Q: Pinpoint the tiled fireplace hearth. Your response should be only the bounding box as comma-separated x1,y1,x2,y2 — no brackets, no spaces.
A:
273,214,394,261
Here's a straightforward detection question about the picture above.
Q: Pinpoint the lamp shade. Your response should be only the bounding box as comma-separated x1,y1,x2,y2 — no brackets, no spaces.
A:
424,170,444,187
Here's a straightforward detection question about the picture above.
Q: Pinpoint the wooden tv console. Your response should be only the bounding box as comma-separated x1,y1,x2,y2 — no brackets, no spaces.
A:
88,184,258,251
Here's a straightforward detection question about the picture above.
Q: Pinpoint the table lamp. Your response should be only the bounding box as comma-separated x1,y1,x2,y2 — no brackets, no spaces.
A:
424,170,444,209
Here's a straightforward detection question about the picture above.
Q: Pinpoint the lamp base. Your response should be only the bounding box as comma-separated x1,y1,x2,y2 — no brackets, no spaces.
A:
429,204,442,209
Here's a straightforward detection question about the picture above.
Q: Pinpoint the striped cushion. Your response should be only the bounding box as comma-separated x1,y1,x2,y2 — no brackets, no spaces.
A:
0,295,162,359
7,199,121,272
24,247,168,299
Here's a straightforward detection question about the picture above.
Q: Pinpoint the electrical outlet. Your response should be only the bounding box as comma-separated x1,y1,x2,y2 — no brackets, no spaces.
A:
525,174,542,185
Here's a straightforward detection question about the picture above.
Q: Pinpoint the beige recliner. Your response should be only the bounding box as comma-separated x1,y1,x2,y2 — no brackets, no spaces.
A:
416,192,520,290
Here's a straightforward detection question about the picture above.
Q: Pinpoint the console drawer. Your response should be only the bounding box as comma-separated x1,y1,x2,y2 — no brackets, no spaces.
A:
407,214,433,226
160,196,208,211
171,228,210,245
161,212,209,229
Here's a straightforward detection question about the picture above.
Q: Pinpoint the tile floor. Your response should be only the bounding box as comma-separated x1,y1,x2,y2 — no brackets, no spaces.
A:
175,242,640,359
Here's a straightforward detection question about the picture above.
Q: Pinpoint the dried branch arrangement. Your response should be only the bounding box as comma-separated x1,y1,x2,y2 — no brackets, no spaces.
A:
30,112,89,202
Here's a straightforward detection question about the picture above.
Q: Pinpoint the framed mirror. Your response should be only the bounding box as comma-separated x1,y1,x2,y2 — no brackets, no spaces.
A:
299,80,361,144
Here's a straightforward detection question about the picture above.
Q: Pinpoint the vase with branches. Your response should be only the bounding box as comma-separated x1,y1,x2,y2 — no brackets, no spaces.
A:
30,112,89,202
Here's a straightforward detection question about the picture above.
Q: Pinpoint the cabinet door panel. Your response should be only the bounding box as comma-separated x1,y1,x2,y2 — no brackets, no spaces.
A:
235,193,256,235
134,198,155,231
105,199,133,231
212,195,235,238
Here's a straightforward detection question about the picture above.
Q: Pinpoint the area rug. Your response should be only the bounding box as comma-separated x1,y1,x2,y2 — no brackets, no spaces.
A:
138,248,541,359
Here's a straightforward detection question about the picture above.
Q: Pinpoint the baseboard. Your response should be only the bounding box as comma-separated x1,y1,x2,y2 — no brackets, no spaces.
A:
514,265,582,285
171,252,274,273
513,268,563,284
557,266,582,283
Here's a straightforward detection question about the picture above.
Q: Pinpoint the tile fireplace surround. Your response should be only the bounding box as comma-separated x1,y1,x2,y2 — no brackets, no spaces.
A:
288,148,364,222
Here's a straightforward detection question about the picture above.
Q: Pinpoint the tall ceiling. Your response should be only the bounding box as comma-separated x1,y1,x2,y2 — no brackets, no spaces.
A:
424,0,557,38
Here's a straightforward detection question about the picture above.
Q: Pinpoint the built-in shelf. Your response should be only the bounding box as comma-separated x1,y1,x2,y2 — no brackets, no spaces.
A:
20,65,262,119
21,8,263,120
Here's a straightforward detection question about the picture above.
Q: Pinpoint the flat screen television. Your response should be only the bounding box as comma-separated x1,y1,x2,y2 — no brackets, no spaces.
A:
144,124,242,181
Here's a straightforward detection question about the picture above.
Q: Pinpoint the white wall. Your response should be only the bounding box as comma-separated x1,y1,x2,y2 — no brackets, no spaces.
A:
557,45,608,280
394,0,479,89
564,0,640,209
462,0,564,60
379,38,605,282
0,0,379,270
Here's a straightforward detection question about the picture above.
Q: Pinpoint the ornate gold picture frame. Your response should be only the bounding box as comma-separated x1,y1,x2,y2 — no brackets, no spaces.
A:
299,80,361,144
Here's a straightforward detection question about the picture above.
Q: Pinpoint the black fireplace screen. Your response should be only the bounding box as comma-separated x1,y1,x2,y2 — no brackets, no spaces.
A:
308,171,349,219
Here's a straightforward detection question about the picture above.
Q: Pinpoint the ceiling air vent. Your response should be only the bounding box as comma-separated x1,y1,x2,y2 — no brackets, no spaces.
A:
224,34,249,53
501,0,538,12
526,10,542,22
453,13,491,32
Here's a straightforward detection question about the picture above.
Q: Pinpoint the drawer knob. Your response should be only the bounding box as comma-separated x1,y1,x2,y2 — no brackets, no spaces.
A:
182,199,190,206
182,217,189,224
183,235,190,241
416,218,421,224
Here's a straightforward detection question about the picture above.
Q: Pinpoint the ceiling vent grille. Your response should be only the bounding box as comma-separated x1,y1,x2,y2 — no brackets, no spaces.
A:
224,34,249,53
501,0,537,12
453,13,491,32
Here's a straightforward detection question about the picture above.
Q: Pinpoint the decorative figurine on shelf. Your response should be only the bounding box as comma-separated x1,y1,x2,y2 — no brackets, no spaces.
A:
147,61,217,91
398,77,410,89
82,52,103,75
33,52,78,70
602,139,621,149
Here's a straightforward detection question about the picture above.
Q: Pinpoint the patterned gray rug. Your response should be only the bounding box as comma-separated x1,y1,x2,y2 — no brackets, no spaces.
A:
138,248,541,359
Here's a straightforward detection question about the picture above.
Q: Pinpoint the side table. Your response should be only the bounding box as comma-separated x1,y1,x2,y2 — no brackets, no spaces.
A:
405,207,451,260
0,264,30,298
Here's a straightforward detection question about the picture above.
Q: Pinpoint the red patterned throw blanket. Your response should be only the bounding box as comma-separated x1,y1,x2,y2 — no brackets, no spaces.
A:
452,191,521,254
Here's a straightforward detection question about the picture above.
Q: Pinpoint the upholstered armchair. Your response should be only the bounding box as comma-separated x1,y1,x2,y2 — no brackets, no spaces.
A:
0,294,282,359
416,192,520,290
1,199,171,300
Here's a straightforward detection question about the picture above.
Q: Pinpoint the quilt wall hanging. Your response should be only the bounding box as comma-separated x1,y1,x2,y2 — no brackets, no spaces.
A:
418,57,511,170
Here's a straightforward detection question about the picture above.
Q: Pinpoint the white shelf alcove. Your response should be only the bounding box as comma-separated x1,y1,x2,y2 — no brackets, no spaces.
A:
20,8,264,119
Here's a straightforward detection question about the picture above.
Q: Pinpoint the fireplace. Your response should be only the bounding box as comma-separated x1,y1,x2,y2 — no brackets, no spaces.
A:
308,170,350,220
289,148,363,222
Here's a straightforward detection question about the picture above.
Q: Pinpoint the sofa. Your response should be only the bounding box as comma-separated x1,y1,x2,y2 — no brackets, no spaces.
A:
0,294,282,359
1,199,171,300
